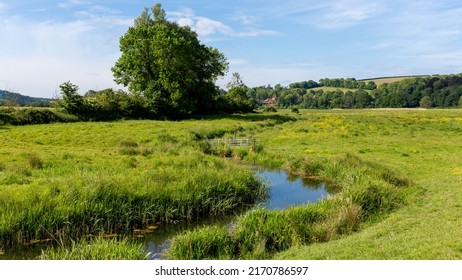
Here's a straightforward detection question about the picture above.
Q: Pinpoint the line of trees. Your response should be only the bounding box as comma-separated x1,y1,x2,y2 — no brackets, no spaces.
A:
58,73,255,121
246,74,462,109
319,78,377,90
56,4,254,121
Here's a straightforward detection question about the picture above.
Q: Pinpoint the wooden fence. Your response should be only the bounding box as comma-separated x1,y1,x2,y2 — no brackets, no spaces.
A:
206,137,259,147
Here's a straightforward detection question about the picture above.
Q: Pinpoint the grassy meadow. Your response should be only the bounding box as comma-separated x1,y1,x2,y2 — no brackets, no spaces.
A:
360,76,429,85
1,109,461,259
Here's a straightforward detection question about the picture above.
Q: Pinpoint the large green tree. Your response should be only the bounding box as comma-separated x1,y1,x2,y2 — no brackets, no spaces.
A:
112,4,228,117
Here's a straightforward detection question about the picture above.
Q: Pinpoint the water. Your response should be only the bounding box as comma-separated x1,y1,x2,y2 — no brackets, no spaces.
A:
142,214,239,260
144,169,335,259
1,169,334,259
255,169,332,209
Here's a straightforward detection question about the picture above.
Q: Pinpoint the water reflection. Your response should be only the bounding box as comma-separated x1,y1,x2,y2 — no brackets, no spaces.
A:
143,169,335,258
142,214,239,259
255,169,334,210
1,169,335,260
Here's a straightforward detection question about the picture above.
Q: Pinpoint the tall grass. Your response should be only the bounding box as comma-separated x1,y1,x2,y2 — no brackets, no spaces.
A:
166,226,234,260
167,154,410,259
39,238,149,260
0,119,274,250
0,159,266,247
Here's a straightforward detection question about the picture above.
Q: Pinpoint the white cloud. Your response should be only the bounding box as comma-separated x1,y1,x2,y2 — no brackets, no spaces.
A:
229,58,248,66
58,0,89,9
194,16,233,37
0,2,7,14
170,8,281,39
319,0,386,29
276,0,385,29
331,0,384,20
0,5,132,97
367,1,462,62
0,55,118,97
232,11,258,26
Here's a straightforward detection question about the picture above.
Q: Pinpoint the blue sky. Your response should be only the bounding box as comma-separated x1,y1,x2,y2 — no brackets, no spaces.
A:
1,0,462,98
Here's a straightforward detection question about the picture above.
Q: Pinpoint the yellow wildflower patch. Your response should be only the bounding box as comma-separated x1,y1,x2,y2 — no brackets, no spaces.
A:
452,168,462,175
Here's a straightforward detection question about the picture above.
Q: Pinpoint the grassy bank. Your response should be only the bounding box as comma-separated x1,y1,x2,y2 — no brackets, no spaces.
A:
0,116,287,249
269,109,462,259
167,154,412,259
168,109,462,259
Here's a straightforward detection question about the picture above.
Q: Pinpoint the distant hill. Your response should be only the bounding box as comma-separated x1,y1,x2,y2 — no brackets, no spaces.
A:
359,75,431,86
0,90,52,107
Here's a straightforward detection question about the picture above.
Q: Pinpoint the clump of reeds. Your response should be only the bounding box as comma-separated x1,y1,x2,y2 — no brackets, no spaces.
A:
167,153,411,260
28,153,44,169
118,139,153,156
39,238,149,260
167,226,234,260
0,155,267,249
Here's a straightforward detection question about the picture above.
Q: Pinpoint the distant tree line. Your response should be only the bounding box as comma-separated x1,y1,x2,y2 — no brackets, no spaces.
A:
319,78,377,90
247,74,462,109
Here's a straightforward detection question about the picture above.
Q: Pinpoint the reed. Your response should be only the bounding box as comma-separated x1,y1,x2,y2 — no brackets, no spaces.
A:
167,153,410,259
0,118,271,249
167,226,234,260
39,238,149,260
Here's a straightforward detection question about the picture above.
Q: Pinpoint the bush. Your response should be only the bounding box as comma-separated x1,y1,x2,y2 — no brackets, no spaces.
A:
263,106,277,112
0,108,78,126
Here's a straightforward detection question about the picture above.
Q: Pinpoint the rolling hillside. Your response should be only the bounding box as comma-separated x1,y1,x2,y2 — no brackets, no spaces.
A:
360,75,431,86
0,90,52,106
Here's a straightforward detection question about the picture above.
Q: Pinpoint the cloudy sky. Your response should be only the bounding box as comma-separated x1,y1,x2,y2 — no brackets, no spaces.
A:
1,0,462,98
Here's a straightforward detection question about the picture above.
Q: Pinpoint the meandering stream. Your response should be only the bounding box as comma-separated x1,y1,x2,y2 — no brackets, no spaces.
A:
144,169,335,259
0,169,335,260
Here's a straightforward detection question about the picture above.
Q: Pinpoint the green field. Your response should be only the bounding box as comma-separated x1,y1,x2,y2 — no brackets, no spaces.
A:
360,75,429,86
1,109,462,259
311,86,372,93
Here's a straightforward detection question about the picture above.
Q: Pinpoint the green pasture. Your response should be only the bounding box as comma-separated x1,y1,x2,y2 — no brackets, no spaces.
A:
270,109,462,259
0,116,281,250
360,76,428,86
1,109,461,259
311,86,371,93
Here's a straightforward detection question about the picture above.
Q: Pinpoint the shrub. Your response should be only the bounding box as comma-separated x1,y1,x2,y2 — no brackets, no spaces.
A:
263,106,277,112
0,108,78,125
291,108,300,114
28,153,44,169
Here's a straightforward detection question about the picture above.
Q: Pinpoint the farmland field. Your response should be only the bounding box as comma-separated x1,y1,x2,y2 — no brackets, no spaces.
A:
310,86,372,93
360,75,430,86
1,109,462,259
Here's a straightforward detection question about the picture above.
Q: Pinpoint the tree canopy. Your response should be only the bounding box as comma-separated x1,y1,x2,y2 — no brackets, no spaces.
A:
111,4,228,117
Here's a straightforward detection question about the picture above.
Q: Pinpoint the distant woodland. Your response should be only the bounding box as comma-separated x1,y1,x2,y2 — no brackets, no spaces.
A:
249,74,462,109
